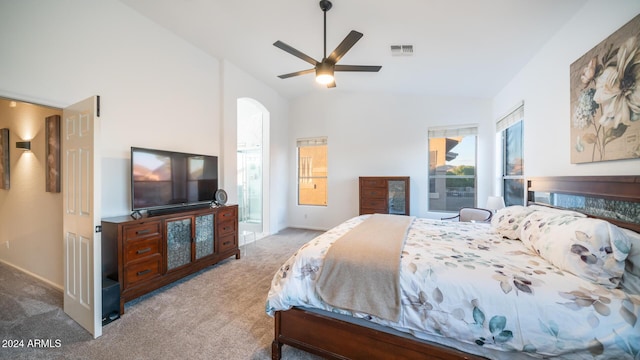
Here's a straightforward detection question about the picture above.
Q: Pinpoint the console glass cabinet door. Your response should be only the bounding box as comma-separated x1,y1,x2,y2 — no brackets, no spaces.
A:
166,217,192,271
166,213,216,270
194,213,215,259
388,180,408,215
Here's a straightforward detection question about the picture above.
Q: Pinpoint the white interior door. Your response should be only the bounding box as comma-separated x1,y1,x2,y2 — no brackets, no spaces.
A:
62,96,102,338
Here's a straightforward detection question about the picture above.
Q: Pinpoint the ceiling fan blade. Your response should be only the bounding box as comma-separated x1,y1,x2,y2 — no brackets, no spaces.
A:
277,68,315,79
327,30,363,64
335,64,382,72
273,41,319,66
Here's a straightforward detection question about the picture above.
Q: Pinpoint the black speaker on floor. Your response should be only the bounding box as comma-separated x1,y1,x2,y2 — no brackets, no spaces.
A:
102,278,120,326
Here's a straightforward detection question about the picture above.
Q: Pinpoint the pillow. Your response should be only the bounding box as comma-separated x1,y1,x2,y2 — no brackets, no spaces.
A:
520,211,630,289
527,204,587,218
490,205,536,240
620,228,640,295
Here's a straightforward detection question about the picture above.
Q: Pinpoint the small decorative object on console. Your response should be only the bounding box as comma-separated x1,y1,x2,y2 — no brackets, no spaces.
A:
214,189,228,206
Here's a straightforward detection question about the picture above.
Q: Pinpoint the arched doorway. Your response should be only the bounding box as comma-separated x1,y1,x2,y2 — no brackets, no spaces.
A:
237,98,268,240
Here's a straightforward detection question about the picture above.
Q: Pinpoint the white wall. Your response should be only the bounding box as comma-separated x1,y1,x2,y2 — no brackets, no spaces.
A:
493,0,640,178
288,91,492,230
0,0,224,217
0,0,224,286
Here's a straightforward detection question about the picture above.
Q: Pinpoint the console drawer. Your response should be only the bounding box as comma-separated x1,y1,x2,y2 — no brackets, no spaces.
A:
360,198,386,210
217,206,237,222
360,207,386,215
124,238,161,264
360,178,386,188
124,221,161,242
123,255,161,289
218,234,237,253
217,220,237,238
360,187,386,199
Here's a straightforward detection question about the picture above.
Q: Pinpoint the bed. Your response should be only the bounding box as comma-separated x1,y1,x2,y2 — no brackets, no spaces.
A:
267,176,640,360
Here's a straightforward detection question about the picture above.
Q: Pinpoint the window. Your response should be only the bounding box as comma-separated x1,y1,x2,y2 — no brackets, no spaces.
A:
497,104,524,206
428,126,477,212
297,137,328,206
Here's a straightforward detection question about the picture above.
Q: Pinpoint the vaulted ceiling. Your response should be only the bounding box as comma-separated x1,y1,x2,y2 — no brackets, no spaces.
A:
118,0,588,99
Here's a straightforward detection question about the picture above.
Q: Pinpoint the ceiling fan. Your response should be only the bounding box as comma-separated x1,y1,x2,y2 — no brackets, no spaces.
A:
273,0,382,88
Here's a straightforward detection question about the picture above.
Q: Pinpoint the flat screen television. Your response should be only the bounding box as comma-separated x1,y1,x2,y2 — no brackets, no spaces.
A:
131,147,218,213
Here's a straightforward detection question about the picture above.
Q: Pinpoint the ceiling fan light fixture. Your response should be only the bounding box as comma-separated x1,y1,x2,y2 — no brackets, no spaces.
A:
316,73,334,85
315,62,334,84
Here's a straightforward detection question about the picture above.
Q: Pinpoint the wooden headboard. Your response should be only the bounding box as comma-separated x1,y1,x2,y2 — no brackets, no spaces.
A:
527,176,640,233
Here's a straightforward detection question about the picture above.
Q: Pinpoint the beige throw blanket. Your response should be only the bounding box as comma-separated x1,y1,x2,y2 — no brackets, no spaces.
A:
315,214,415,322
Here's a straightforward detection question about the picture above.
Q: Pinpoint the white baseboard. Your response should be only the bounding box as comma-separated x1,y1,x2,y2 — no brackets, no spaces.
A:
239,231,267,246
287,225,330,232
0,260,63,292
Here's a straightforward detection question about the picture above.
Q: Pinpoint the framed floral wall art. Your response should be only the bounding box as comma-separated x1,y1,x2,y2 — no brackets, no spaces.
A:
570,14,640,164
45,115,60,192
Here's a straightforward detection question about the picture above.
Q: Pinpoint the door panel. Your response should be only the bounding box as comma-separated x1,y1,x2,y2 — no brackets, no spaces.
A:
65,233,77,296
80,148,91,216
66,149,77,214
63,96,101,338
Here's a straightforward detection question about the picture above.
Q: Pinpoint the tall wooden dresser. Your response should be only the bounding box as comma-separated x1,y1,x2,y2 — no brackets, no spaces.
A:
359,177,410,215
101,205,239,314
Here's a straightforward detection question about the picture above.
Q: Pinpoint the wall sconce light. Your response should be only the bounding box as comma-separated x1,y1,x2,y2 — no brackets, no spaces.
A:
16,141,31,151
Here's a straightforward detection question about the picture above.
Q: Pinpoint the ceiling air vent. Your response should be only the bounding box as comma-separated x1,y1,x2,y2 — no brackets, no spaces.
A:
390,44,413,56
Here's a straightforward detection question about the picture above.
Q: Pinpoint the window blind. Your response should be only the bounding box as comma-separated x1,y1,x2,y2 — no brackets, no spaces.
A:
296,137,327,147
496,102,524,132
428,125,478,138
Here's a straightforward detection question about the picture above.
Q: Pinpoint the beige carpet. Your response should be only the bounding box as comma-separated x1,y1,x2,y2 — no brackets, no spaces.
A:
0,228,325,360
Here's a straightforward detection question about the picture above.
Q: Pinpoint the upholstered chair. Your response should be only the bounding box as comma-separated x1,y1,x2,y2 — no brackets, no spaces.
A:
441,207,493,222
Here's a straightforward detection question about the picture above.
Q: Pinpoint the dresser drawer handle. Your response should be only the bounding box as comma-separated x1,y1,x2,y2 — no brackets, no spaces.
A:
136,248,151,255
223,241,231,246
223,226,231,231
136,229,151,235
222,212,231,217
136,269,151,276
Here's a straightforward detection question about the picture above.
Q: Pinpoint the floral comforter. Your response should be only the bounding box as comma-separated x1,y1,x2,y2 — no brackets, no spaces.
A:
266,215,640,359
